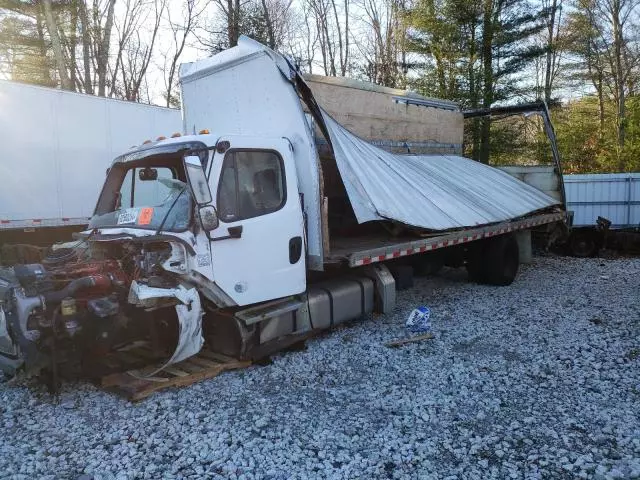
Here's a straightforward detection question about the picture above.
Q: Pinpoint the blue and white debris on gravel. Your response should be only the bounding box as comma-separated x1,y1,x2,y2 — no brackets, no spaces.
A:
1,255,639,480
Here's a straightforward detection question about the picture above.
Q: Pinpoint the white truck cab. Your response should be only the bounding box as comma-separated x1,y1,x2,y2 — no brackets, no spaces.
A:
89,132,307,307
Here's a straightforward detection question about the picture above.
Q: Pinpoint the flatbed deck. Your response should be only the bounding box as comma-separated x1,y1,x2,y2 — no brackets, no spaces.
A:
327,212,565,267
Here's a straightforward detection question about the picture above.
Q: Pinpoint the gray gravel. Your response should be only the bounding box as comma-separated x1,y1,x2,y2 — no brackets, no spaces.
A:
1,255,639,480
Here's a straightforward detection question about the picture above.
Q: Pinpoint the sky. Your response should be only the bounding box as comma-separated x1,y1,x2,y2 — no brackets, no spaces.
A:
0,0,597,106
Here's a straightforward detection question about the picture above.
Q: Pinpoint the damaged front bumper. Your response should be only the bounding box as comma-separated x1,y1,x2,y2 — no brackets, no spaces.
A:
0,233,207,377
128,281,204,373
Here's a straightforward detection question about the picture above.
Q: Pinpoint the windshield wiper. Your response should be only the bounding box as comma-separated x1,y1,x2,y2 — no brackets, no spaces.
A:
155,187,188,236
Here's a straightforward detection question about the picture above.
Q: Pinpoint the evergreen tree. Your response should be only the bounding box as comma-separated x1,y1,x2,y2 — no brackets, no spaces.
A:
406,0,545,162
0,1,55,87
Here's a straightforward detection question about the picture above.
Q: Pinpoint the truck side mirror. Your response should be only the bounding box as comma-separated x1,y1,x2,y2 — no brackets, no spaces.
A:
183,155,212,205
199,205,219,231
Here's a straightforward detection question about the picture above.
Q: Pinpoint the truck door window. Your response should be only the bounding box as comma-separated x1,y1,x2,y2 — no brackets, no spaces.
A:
217,150,285,222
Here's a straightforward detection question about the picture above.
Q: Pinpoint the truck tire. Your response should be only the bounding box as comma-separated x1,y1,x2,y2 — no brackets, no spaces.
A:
465,242,487,283
413,252,445,276
569,230,599,257
465,235,519,286
484,234,519,286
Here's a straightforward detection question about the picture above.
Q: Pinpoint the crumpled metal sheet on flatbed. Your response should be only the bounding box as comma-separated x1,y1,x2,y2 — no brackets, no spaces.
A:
321,113,561,230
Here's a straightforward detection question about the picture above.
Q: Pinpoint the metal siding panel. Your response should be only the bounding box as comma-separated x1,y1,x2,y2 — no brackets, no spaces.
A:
56,92,111,219
632,178,640,225
322,112,560,230
564,174,640,227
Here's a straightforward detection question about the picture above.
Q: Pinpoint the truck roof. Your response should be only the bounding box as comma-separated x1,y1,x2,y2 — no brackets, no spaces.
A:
113,134,215,164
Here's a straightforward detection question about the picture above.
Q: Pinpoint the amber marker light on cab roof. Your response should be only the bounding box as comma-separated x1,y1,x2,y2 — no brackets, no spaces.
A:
156,136,167,141
171,132,182,138
198,129,210,134
142,139,152,144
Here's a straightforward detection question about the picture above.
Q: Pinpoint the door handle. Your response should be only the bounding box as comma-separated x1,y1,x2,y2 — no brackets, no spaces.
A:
228,225,243,238
289,236,302,263
211,225,243,241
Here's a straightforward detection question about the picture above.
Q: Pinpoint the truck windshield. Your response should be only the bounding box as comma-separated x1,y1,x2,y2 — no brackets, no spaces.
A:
90,160,192,232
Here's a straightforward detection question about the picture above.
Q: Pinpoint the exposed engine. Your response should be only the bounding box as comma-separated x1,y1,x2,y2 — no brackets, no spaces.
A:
0,241,181,378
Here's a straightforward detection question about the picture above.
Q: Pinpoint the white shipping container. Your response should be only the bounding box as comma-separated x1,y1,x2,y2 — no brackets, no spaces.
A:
564,173,640,228
0,80,182,229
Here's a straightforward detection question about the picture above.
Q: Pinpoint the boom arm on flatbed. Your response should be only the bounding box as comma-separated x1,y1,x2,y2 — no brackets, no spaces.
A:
463,101,567,208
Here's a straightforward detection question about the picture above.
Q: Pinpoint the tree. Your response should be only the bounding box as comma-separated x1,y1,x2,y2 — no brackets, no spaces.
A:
353,0,407,87
1,0,167,102
305,0,350,75
0,2,55,87
541,0,564,103
284,1,319,71
479,1,546,162
42,0,72,90
407,0,545,162
16,0,116,95
567,0,640,168
595,0,640,153
163,0,205,107
203,0,242,49
565,2,608,133
115,0,165,102
200,0,300,66
407,0,476,100
80,0,116,96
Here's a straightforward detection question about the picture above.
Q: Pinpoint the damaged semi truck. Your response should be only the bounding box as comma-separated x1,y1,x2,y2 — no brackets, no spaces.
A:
0,38,568,378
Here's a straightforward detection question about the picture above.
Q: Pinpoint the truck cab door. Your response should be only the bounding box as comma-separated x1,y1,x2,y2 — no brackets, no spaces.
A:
209,136,306,306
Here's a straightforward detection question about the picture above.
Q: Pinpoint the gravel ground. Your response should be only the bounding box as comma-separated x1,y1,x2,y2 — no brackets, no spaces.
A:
1,255,639,480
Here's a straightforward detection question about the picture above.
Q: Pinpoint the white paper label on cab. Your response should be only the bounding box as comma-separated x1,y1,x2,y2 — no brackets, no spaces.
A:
117,208,139,225
196,253,211,267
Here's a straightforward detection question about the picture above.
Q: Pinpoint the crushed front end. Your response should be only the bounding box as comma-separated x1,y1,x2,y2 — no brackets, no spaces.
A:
0,140,212,381
0,238,203,381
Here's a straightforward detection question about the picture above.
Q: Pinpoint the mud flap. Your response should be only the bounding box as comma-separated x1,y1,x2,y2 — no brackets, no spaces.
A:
128,281,204,373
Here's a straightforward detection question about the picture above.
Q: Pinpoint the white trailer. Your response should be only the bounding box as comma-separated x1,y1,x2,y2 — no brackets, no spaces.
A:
0,38,568,377
0,80,181,250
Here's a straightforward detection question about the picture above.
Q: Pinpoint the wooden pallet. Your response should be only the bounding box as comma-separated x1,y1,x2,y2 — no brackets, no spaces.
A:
92,342,162,376
101,350,251,401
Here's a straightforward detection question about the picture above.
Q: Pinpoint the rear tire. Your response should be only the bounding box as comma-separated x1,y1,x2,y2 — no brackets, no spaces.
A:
413,253,445,276
465,242,487,283
484,234,519,286
569,230,598,257
466,234,519,286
